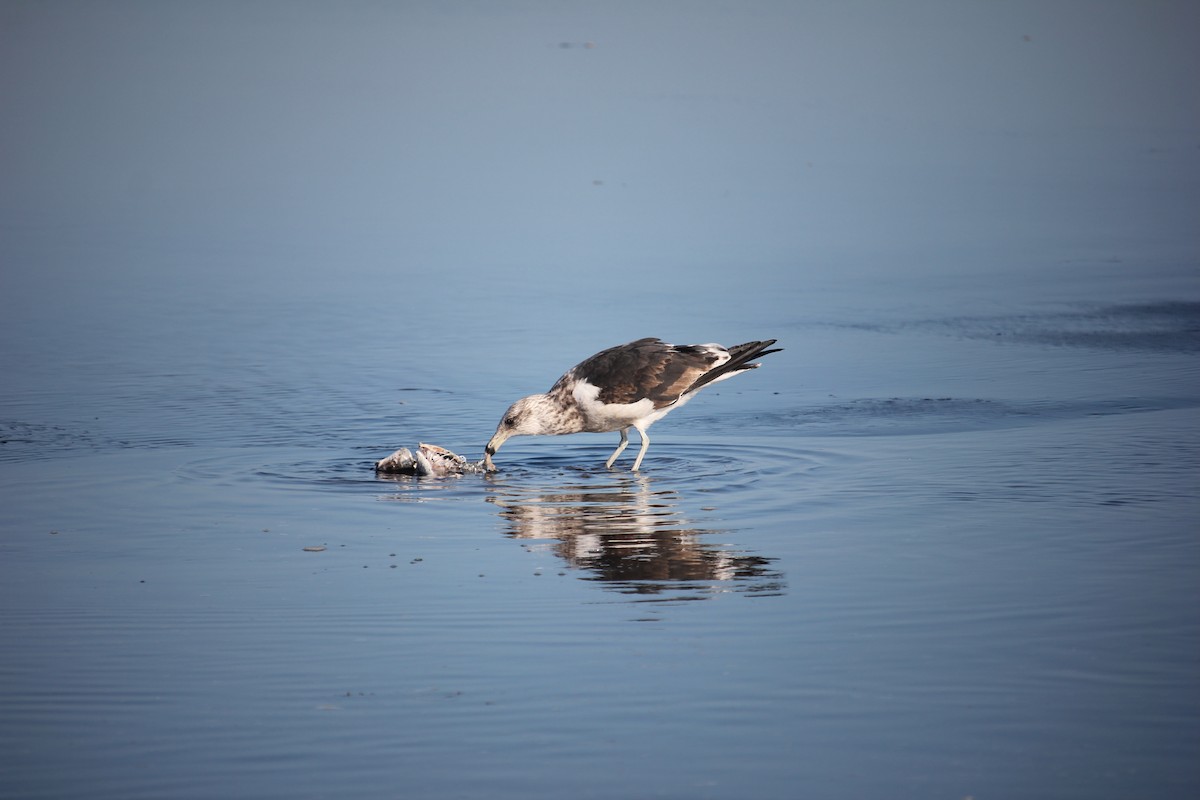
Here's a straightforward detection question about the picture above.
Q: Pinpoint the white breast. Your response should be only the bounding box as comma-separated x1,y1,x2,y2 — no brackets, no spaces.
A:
571,379,658,432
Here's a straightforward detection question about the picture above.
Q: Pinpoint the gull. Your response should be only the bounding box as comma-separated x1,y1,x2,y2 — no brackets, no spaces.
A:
484,337,781,471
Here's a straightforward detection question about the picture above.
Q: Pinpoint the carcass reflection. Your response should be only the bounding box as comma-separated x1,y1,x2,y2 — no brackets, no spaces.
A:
486,472,783,598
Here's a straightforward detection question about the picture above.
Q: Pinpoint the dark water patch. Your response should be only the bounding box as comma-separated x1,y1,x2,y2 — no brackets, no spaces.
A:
845,300,1200,352
754,396,1200,436
0,419,106,462
957,300,1200,351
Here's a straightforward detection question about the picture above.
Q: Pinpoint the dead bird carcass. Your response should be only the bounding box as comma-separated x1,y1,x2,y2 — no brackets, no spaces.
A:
374,443,487,477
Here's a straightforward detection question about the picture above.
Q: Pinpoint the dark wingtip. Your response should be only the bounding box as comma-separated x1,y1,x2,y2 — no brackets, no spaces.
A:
743,339,782,359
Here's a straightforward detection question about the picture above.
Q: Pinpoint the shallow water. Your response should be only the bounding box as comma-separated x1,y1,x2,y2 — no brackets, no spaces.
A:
3,3,1200,797
2,240,1198,799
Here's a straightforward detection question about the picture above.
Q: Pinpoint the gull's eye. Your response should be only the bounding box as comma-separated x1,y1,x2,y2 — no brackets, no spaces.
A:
504,416,517,427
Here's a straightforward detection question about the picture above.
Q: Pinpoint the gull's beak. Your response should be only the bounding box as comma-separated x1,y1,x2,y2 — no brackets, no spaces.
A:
483,433,505,472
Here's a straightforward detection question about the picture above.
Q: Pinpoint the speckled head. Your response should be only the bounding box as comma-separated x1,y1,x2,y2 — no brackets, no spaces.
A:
484,394,576,470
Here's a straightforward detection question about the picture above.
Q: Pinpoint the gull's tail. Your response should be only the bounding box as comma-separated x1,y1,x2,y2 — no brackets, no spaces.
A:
687,339,782,393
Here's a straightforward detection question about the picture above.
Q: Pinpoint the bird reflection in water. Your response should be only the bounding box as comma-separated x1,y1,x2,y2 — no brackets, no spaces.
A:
485,472,784,599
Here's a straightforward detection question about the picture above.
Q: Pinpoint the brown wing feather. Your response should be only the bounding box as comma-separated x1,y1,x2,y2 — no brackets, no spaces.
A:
551,338,720,408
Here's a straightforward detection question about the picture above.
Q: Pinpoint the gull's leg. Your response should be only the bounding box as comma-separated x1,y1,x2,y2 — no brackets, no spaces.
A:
630,428,650,471
605,428,630,468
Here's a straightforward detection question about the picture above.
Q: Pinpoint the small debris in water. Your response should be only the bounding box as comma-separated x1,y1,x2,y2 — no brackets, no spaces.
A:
303,545,326,552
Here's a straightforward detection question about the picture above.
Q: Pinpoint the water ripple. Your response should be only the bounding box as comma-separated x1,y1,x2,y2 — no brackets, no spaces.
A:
177,439,812,602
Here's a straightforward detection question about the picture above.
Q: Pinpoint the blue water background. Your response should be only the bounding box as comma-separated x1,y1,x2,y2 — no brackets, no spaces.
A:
2,3,1199,799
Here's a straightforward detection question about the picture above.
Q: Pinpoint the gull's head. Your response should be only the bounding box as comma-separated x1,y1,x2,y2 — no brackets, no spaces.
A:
484,395,550,470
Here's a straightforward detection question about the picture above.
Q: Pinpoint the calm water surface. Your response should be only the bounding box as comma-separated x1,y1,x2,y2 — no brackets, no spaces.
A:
1,242,1197,799
4,3,1199,797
